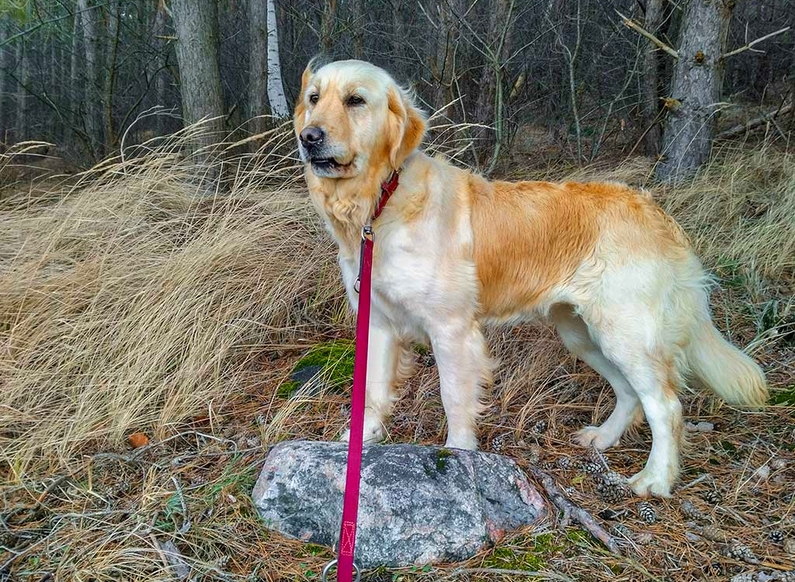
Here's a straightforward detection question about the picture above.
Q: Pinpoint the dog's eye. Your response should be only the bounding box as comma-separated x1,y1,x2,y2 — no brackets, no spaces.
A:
346,95,365,107
309,93,319,105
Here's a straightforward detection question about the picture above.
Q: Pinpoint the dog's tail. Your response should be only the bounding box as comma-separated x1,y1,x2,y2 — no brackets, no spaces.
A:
685,319,768,407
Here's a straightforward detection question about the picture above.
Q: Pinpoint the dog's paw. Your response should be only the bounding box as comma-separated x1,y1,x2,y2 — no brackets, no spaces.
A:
572,426,620,451
444,433,478,451
628,469,673,498
340,417,385,444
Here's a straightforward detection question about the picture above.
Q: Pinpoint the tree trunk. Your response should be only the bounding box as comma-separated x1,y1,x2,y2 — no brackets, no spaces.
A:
153,0,169,135
348,0,364,59
15,37,28,143
171,0,226,147
266,0,289,118
77,0,101,157
657,0,734,182
70,1,82,142
320,0,337,54
249,0,270,141
641,0,664,157
0,15,9,141
474,0,514,172
434,0,460,111
104,0,121,151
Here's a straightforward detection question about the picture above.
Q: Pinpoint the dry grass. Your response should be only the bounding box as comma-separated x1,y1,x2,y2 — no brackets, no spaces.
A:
1,128,793,581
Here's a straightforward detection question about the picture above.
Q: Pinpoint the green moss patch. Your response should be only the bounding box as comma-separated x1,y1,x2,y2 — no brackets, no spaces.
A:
278,340,356,398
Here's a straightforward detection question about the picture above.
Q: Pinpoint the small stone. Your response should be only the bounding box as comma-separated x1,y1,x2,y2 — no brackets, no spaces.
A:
686,421,714,433
770,458,788,471
754,464,771,480
685,531,702,542
730,574,757,582
637,500,657,523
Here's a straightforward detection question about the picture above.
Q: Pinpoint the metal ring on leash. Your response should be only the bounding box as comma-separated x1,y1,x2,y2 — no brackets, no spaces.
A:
320,559,361,582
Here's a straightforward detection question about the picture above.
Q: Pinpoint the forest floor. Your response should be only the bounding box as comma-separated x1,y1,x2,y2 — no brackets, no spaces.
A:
1,130,794,582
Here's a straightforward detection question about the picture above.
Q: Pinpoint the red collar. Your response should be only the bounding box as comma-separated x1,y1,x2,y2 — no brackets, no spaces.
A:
372,170,399,221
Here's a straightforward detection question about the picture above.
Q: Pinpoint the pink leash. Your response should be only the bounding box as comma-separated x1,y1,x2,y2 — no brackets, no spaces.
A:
322,172,399,582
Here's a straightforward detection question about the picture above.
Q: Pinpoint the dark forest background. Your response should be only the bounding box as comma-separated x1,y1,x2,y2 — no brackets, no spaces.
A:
0,0,792,179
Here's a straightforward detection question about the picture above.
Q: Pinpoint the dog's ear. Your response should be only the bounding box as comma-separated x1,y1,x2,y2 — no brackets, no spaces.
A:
386,86,427,170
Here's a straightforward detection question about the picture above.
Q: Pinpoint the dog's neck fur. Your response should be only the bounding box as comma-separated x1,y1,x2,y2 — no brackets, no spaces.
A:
305,161,401,256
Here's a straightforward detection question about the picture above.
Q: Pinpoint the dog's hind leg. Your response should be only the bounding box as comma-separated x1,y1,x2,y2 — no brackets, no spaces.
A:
429,319,491,450
550,304,642,450
590,309,685,497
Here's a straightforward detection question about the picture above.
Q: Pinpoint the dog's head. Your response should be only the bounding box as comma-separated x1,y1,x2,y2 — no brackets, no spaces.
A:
294,60,426,180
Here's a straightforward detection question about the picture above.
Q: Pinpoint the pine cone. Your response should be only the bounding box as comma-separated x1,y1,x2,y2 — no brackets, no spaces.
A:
490,433,509,452
611,523,634,539
556,455,575,470
596,471,632,503
680,499,707,521
701,524,729,543
533,420,548,434
724,543,759,564
703,488,722,505
580,460,605,474
769,529,785,545
637,500,657,524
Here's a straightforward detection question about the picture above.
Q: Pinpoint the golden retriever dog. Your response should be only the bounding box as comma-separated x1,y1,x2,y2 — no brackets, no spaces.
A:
293,59,768,497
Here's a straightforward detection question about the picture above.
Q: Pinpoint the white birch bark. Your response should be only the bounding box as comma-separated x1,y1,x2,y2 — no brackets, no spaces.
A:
266,0,289,118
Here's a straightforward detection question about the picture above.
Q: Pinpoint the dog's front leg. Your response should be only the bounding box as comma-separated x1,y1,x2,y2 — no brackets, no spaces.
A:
341,312,399,444
430,320,490,450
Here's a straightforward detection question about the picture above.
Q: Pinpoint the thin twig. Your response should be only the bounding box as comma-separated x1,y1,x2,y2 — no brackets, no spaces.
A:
716,102,793,140
617,11,679,59
722,26,790,59
528,467,623,556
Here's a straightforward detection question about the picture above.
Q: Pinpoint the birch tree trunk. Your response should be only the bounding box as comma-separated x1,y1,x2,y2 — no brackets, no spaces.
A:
266,0,289,118
657,0,734,182
249,0,270,140
641,0,664,157
171,0,226,146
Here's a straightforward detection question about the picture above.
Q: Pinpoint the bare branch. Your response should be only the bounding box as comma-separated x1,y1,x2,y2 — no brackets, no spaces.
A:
528,466,623,556
616,10,679,59
716,102,793,140
721,26,790,59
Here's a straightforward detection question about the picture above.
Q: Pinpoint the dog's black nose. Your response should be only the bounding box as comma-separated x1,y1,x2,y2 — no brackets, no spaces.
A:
300,126,324,149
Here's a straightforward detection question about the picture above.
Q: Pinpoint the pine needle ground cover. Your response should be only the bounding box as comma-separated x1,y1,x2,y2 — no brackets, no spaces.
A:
1,133,793,581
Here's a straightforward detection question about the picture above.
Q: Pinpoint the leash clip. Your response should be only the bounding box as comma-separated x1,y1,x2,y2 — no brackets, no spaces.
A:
354,225,374,294
321,559,361,582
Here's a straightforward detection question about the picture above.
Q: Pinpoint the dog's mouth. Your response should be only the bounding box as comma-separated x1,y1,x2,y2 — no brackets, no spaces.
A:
310,157,352,172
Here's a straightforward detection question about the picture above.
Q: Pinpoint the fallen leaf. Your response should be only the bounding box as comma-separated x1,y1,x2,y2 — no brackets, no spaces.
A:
128,432,149,449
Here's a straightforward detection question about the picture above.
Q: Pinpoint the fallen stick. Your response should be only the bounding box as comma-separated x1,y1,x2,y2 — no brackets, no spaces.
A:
717,103,793,140
528,467,623,556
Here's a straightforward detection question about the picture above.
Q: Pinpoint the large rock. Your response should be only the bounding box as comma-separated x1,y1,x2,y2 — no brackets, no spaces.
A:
252,440,547,568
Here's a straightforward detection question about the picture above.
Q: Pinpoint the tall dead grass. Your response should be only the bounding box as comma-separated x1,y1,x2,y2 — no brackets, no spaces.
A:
0,125,343,477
